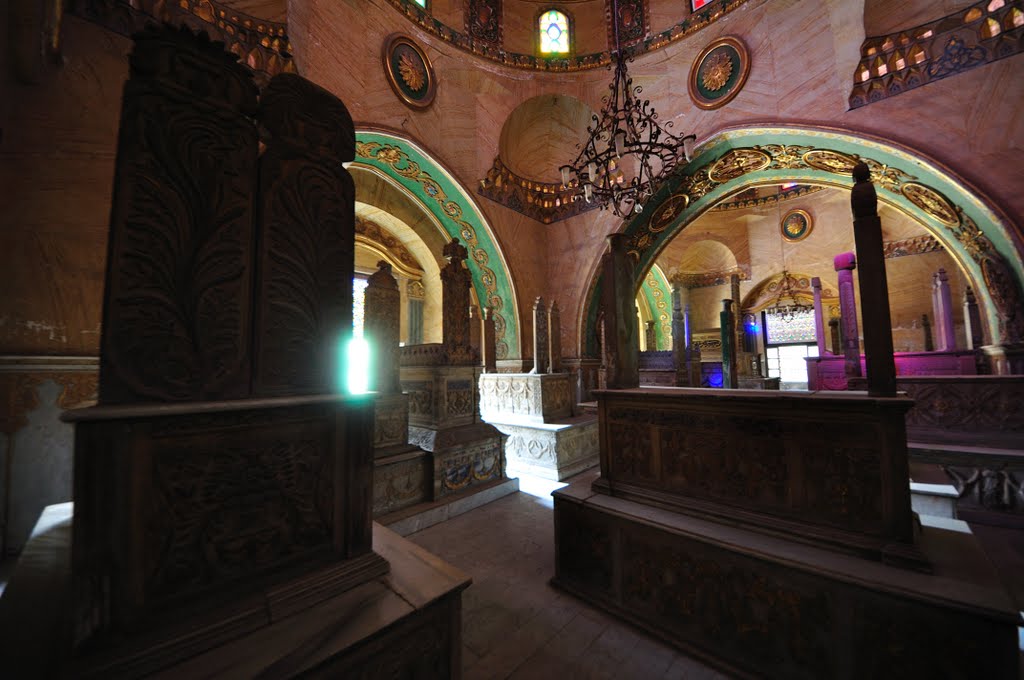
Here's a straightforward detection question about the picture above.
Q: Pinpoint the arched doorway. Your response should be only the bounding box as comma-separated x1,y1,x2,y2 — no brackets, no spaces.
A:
354,129,522,360
581,125,1024,357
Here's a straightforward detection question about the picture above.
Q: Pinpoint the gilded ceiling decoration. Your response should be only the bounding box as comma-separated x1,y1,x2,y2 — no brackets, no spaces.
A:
477,156,599,225
383,0,750,71
849,0,1024,109
355,217,424,276
466,0,502,45
688,36,751,110
606,0,649,48
901,183,959,227
616,135,1024,345
883,234,943,258
69,0,292,85
639,265,670,350
707,149,770,182
780,209,812,242
668,266,751,290
711,185,825,212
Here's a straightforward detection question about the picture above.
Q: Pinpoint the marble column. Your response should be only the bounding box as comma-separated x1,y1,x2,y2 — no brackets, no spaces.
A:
932,268,957,351
548,301,562,373
481,307,497,373
531,297,549,374
851,162,897,397
963,286,984,350
721,299,738,389
364,261,401,394
834,252,863,379
811,276,827,355
602,234,639,389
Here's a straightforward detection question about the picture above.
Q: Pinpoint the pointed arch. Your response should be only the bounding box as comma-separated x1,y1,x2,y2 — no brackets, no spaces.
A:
580,124,1024,355
354,129,521,359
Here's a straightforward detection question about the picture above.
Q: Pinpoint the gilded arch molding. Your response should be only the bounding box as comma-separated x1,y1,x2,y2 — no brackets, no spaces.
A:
582,125,1024,355
638,264,672,350
354,129,521,359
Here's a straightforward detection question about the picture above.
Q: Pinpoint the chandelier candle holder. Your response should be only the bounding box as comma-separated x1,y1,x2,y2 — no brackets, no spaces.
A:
559,0,695,218
767,270,813,323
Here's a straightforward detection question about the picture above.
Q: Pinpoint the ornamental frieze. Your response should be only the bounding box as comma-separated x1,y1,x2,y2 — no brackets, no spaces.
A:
631,145,1023,340
357,140,512,358
382,0,750,72
70,0,292,85
849,0,1024,109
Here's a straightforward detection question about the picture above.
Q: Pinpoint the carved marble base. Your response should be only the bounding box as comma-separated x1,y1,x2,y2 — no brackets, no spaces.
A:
374,449,432,517
493,415,599,482
553,483,1019,679
479,373,573,424
409,422,505,499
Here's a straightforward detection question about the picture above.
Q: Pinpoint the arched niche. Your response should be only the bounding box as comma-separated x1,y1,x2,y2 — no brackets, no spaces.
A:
580,125,1024,356
354,129,521,359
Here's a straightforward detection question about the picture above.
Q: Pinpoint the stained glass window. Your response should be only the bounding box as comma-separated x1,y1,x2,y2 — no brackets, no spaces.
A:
764,308,816,345
539,10,570,54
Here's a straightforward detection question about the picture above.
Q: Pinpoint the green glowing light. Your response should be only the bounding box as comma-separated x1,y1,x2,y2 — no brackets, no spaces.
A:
344,336,371,394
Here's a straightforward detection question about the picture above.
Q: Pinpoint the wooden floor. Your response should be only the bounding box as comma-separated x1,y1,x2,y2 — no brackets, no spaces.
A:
406,469,729,680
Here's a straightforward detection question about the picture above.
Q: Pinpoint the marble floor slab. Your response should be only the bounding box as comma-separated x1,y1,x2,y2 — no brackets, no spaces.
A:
406,469,730,680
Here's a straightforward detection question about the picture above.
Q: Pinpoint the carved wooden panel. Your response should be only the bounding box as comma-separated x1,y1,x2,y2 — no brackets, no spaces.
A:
253,73,356,396
147,418,335,600
71,396,378,641
99,26,259,404
597,389,916,556
554,497,1019,680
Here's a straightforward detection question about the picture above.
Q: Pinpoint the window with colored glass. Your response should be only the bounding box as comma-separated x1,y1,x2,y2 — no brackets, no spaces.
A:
539,10,570,54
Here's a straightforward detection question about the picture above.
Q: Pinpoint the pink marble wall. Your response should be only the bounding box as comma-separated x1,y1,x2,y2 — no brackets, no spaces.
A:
287,0,1023,360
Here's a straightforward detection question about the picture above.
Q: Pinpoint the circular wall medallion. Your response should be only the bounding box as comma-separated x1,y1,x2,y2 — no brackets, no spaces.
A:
901,182,959,226
649,194,690,232
382,34,437,109
802,149,859,175
688,36,750,110
781,209,812,241
707,149,771,182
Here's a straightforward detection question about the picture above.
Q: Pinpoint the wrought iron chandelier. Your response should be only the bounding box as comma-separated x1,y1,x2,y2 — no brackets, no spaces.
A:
558,0,695,218
767,270,812,323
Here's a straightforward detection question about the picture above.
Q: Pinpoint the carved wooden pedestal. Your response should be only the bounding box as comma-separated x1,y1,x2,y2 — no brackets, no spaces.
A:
553,387,1019,678
64,395,389,673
